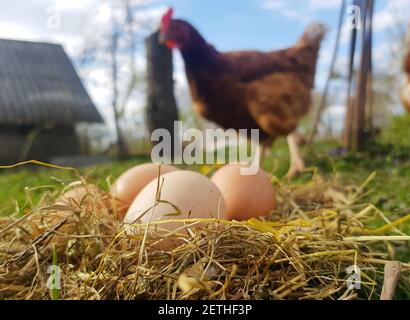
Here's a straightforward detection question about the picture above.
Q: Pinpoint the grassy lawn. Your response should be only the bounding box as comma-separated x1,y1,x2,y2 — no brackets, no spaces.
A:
0,156,150,216
1,139,409,228
0,138,409,298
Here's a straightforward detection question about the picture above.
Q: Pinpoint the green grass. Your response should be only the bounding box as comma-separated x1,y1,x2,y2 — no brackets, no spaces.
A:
381,114,410,148
0,156,150,216
1,139,409,224
268,138,410,299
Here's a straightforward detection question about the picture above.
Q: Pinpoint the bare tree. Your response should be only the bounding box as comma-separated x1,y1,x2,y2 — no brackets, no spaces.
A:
342,0,374,151
342,0,359,149
352,0,373,151
78,0,160,157
109,17,128,155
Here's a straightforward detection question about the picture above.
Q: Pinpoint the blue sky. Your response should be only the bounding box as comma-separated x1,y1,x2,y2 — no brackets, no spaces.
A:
163,0,341,51
158,0,408,84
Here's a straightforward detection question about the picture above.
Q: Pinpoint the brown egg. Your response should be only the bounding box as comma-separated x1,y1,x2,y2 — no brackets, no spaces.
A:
56,181,103,206
211,163,276,221
110,163,179,219
30,181,110,240
124,170,227,230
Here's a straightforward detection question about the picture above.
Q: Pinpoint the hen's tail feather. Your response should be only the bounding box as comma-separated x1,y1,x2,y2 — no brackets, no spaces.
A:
298,22,328,46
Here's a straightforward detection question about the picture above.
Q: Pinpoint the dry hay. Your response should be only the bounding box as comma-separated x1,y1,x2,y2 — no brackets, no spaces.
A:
0,172,409,300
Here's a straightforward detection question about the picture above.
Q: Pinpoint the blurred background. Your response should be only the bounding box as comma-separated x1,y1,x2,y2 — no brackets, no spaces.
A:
1,0,409,163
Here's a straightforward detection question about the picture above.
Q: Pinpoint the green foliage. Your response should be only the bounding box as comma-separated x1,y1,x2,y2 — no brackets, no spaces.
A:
306,140,410,215
381,114,410,147
0,156,149,215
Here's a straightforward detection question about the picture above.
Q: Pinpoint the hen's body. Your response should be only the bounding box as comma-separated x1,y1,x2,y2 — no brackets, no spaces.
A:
160,12,326,176
177,22,325,144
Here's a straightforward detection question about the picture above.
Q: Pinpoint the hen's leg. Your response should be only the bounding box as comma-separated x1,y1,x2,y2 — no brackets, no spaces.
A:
286,132,306,179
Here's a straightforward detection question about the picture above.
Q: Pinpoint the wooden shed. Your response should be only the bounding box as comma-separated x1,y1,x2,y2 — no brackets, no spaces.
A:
0,39,104,164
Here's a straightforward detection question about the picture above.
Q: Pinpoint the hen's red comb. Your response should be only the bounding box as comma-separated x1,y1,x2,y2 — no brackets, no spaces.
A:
161,7,173,31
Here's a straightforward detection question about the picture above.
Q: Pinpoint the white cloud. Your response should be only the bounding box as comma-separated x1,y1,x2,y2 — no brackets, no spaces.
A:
261,0,342,23
53,0,97,11
281,9,302,20
262,0,342,16
261,0,306,22
322,105,345,134
373,10,395,32
373,42,390,65
309,0,342,10
261,0,283,10
339,22,352,45
373,0,410,32
0,22,40,41
174,52,189,88
95,3,112,23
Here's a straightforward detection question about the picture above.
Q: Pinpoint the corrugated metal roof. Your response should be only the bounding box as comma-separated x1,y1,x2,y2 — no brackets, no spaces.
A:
0,39,104,125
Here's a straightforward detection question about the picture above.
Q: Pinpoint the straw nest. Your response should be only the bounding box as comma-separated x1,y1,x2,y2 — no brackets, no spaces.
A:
0,172,409,300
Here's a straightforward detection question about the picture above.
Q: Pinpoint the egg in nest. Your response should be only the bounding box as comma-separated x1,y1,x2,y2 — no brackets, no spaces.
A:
124,170,227,230
110,163,179,219
211,163,276,221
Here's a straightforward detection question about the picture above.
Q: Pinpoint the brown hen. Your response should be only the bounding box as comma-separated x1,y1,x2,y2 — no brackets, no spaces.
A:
159,8,327,177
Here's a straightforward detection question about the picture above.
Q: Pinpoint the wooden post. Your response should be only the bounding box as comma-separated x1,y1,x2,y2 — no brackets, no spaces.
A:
342,0,373,151
342,4,359,150
366,1,374,132
145,31,180,160
352,0,373,151
380,261,402,300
